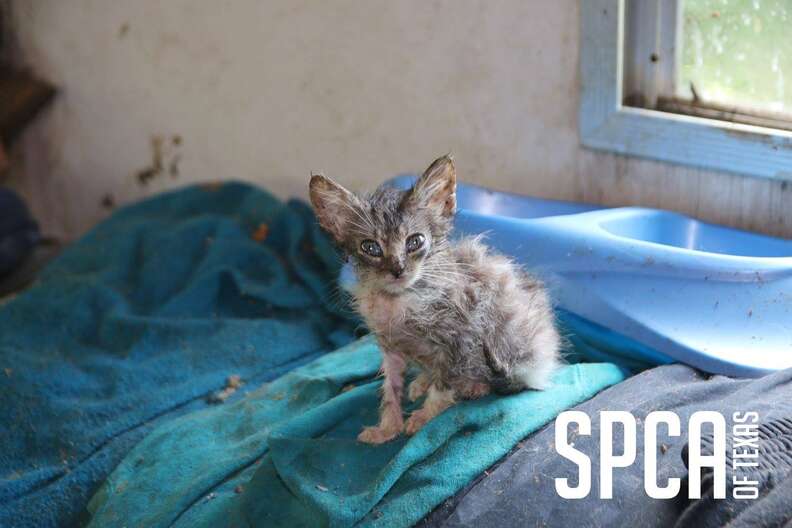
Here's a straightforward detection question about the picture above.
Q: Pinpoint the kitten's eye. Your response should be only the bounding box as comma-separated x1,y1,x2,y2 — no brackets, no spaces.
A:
360,239,383,257
405,233,425,253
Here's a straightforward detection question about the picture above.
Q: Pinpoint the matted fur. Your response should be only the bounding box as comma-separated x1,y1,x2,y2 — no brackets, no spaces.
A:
309,155,561,443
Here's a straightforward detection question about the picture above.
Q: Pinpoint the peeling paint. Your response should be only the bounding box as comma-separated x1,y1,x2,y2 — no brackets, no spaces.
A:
135,134,183,185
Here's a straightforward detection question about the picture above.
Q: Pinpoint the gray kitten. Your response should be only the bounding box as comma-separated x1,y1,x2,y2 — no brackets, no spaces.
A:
309,155,561,444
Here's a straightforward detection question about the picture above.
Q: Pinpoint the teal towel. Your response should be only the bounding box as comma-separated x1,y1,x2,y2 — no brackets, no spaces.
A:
86,336,625,527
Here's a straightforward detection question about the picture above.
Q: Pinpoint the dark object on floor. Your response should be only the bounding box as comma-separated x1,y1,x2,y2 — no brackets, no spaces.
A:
206,374,243,403
0,188,39,278
0,182,358,528
421,364,792,527
0,237,60,299
0,67,56,145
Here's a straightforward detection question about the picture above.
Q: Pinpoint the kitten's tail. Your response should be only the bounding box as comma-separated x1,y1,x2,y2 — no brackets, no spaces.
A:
482,344,519,394
510,355,562,391
483,333,562,394
485,357,561,394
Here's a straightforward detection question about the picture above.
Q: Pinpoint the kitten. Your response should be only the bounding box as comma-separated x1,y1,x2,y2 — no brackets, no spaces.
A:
309,155,561,444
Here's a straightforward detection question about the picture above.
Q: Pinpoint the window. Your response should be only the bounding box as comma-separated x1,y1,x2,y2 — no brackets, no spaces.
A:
580,0,792,181
680,0,791,121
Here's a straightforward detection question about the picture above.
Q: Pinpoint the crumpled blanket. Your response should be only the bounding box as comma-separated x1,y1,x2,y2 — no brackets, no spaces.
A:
85,336,625,528
0,182,357,528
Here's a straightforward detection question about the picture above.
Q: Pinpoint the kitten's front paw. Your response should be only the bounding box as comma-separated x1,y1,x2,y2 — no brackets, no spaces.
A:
404,411,431,435
408,376,430,401
357,425,400,444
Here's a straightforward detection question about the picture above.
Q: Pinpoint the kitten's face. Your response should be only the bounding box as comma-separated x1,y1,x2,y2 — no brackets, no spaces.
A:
348,188,436,294
309,155,456,295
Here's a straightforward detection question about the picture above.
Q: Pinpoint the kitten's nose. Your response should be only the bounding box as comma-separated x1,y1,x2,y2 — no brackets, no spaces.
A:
390,262,405,278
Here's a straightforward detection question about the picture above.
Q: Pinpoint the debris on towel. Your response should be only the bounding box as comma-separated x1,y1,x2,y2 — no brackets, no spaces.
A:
341,383,356,393
251,223,270,242
315,484,329,492
203,492,217,503
207,375,243,404
234,485,244,494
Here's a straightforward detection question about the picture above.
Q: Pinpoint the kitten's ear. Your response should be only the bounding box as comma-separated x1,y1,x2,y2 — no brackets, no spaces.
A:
309,173,363,243
405,155,456,218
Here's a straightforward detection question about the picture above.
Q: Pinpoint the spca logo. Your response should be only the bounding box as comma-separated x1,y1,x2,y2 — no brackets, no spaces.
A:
554,410,760,500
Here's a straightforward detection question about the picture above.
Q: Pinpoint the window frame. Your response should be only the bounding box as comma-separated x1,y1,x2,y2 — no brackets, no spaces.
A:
580,0,792,181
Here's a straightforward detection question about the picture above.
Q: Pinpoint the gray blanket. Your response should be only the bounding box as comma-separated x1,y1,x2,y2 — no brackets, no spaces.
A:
422,364,792,527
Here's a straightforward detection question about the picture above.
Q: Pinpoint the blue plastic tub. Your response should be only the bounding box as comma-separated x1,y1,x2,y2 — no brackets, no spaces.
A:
383,175,792,378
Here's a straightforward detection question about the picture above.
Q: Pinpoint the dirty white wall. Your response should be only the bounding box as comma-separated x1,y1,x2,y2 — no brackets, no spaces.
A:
4,0,791,240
